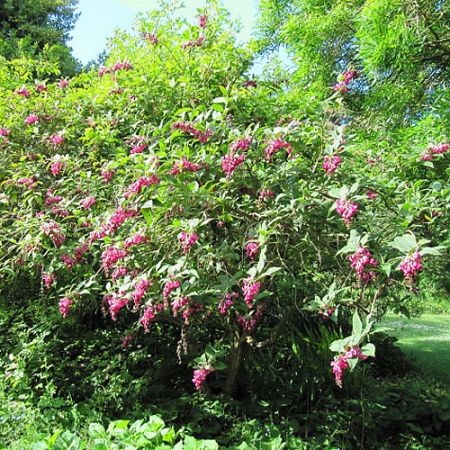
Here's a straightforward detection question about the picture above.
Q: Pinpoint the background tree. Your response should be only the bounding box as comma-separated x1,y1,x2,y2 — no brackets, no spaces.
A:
0,0,80,75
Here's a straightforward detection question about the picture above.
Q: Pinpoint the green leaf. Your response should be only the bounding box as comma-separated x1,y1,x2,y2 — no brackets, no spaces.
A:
361,343,376,357
352,311,363,335
390,233,417,253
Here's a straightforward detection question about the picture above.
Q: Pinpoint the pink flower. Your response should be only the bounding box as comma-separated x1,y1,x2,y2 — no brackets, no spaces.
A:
331,345,367,388
192,367,214,390
124,175,160,198
101,246,128,272
41,221,66,247
169,157,203,175
45,189,63,205
242,277,262,308
50,135,64,146
80,196,96,209
98,66,111,77
107,207,138,234
25,114,39,125
217,292,238,315
230,137,252,152
343,70,359,84
122,334,133,348
50,161,64,176
112,61,133,72
259,189,275,200
131,278,151,306
17,177,36,189
16,88,30,98
140,306,156,331
319,305,335,320
323,154,342,175
182,35,205,49
130,143,147,154
335,199,359,224
348,247,378,283
332,81,349,93
0,128,10,136
124,233,147,249
236,306,263,333
111,266,128,281
199,14,208,28
105,292,129,321
366,190,378,199
58,79,69,89
35,84,47,93
172,121,212,143
264,139,294,161
222,152,246,177
101,169,115,183
143,32,159,45
163,280,181,302
245,241,260,260
430,143,449,154
179,232,199,253
59,297,73,318
399,251,423,282
42,272,56,289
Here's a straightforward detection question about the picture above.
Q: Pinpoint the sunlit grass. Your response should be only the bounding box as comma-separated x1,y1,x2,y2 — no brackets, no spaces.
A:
379,313,450,384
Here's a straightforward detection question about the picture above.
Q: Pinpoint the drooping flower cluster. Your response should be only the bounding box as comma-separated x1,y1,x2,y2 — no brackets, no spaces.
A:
172,121,213,143
42,272,56,289
124,233,147,249
179,232,199,253
162,280,181,306
50,160,65,176
348,246,379,283
101,246,128,272
319,305,335,320
242,277,262,308
45,189,63,205
335,199,359,224
192,367,214,390
99,61,133,77
80,196,96,209
222,152,246,177
124,175,160,198
25,114,39,125
229,137,252,152
58,78,69,89
169,157,203,175
131,279,151,306
420,143,449,161
17,177,36,189
236,306,263,333
50,134,64,146
182,35,205,49
217,292,238,315
259,189,275,200
143,32,159,45
111,266,128,281
36,84,47,93
101,169,115,183
198,14,208,28
399,251,423,283
323,154,343,175
140,304,164,331
59,297,73,318
264,139,294,160
105,292,129,321
332,69,359,93
245,241,260,260
41,221,66,247
0,128,10,136
171,296,203,324
331,345,368,387
366,190,378,200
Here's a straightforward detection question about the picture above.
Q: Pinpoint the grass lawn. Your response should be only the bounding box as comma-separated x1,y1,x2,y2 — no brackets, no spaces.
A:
379,313,450,384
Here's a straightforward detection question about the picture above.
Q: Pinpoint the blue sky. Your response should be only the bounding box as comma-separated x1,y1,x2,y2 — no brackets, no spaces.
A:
70,0,260,64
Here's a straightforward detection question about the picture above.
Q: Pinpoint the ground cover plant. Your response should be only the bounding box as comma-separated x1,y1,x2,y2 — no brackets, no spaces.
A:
0,0,449,448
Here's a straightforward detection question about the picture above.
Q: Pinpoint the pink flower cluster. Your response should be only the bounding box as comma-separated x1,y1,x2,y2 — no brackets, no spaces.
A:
259,189,275,200
124,233,147,249
331,346,367,387
163,280,181,305
80,196,96,209
182,35,205,49
242,277,262,308
332,70,359,93
179,232,199,253
16,87,30,98
50,160,64,176
17,177,36,189
124,175,160,198
59,297,73,318
230,137,252,152
319,305,335,320
236,306,263,333
105,292,129,321
399,251,423,282
170,157,203,175
323,154,343,175
143,32,159,45
36,84,47,93
49,135,64,146
61,254,76,269
192,367,214,390
366,190,378,199
45,189,63,205
101,169,115,183
199,14,208,28
25,114,39,125
222,152,246,177
101,246,128,272
245,241,260,260
140,304,164,331
58,79,69,89
0,128,11,136
420,143,449,161
335,199,359,224
217,292,238,315
41,221,66,247
172,121,213,143
131,278,151,306
171,296,203,324
99,61,133,77
42,272,56,289
348,247,379,283
111,266,128,281
265,139,294,161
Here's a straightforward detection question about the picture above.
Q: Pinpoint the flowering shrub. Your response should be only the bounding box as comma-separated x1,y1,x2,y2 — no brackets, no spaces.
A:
0,5,447,396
